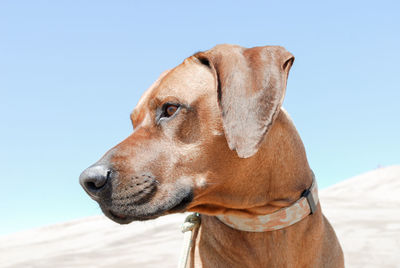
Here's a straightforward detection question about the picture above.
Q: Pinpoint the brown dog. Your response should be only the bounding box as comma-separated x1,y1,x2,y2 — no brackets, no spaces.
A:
80,44,344,267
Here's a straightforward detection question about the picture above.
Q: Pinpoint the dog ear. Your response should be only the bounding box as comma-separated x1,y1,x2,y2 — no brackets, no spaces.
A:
194,45,294,158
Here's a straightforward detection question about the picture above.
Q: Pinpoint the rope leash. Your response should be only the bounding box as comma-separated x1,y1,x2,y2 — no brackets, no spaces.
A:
178,213,201,268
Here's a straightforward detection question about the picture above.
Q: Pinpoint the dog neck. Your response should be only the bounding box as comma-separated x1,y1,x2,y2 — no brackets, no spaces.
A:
188,109,316,226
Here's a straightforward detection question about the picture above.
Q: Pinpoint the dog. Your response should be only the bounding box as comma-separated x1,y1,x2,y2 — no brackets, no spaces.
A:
80,44,344,267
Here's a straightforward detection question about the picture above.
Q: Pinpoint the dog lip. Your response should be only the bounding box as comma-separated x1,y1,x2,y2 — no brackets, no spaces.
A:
106,209,158,224
101,188,193,224
109,210,127,219
168,190,193,213
107,210,134,224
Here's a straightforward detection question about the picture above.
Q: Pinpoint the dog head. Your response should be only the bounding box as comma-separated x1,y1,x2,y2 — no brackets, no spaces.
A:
79,44,294,223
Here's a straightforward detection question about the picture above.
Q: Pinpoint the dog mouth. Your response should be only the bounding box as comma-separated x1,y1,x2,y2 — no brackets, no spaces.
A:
103,189,193,224
108,210,128,221
106,209,157,224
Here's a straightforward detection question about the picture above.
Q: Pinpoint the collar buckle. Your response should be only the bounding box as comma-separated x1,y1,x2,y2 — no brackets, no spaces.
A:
302,188,317,214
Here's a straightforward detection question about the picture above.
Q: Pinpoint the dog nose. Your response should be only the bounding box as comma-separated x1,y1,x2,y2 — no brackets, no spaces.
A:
79,165,111,196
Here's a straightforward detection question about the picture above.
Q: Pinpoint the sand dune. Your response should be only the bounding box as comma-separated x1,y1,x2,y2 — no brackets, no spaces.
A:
319,165,400,267
1,165,399,267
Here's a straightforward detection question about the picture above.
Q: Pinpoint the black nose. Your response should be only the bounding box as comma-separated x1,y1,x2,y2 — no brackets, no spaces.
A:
79,165,111,196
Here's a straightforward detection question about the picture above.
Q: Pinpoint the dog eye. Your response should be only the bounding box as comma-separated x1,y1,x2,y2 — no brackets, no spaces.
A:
161,103,180,118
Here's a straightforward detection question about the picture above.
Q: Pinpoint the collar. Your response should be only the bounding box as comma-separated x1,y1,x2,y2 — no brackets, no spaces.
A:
216,175,319,232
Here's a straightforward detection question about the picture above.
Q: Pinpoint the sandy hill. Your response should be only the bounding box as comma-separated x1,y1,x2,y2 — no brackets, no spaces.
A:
1,165,399,268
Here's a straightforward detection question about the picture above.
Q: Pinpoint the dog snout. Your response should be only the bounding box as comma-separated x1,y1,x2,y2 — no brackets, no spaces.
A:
79,165,111,197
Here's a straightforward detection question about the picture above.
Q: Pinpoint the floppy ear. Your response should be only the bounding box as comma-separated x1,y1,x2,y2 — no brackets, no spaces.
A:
194,44,294,158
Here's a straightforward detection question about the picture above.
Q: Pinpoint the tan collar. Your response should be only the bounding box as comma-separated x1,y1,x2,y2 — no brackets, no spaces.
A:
216,176,319,232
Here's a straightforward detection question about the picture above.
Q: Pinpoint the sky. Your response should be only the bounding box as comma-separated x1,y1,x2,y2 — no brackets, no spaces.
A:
0,0,399,236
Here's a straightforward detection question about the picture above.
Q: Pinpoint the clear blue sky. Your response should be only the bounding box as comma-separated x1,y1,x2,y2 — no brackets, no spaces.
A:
1,1,399,236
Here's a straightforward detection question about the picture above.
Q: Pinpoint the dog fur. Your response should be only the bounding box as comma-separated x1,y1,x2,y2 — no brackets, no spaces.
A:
80,44,344,267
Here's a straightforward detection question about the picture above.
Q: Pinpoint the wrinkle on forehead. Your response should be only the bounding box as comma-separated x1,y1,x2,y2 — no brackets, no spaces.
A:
131,59,215,126
158,61,213,101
